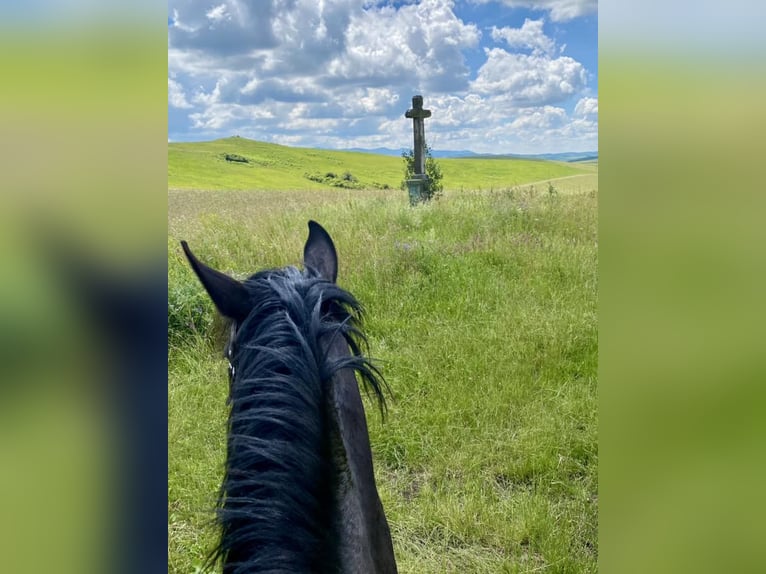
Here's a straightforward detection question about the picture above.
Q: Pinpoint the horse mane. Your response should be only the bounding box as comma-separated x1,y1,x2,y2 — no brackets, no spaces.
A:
206,265,386,573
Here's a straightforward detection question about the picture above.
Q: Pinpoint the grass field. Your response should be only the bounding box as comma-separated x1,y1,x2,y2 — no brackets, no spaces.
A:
168,137,588,192
168,145,598,573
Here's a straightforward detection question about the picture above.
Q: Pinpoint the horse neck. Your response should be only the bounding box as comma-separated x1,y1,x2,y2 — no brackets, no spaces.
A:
219,314,339,573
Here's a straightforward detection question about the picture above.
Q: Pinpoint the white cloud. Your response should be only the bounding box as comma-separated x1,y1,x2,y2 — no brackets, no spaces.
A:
510,105,568,130
357,88,400,114
189,102,276,131
168,78,193,109
476,0,597,23
169,8,195,33
169,0,482,116
414,93,596,154
241,77,259,95
169,0,277,55
574,96,598,118
168,0,596,153
205,3,230,25
491,19,555,56
327,0,480,91
472,48,586,106
192,80,224,106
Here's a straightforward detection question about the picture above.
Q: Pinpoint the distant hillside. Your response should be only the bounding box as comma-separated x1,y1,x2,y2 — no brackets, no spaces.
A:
341,147,479,158
168,136,591,191
341,147,406,157
470,151,599,162
341,146,597,162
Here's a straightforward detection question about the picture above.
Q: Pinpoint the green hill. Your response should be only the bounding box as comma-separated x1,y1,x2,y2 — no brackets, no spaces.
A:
168,137,588,191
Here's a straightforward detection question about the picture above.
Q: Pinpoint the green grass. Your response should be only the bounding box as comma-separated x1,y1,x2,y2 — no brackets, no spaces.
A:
168,161,598,573
168,137,588,192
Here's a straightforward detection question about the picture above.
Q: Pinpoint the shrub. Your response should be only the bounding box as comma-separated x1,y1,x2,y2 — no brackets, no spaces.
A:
223,153,249,163
304,170,364,189
400,142,444,201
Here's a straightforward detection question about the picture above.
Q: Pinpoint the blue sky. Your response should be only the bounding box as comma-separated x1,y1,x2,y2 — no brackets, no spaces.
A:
168,0,597,154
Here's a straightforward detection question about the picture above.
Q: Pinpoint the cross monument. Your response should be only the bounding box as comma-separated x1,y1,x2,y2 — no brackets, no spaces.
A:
404,95,432,204
405,95,432,176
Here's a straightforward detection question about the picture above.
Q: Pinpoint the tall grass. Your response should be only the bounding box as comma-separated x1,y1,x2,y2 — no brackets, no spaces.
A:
168,183,597,573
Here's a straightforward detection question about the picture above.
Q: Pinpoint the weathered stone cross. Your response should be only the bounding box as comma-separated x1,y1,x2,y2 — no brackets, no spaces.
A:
404,95,432,176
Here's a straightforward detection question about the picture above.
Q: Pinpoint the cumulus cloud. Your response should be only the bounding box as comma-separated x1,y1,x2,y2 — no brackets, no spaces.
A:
440,92,595,153
169,0,278,55
357,88,400,114
326,0,480,91
491,19,555,56
413,92,596,154
168,78,192,109
170,0,479,93
205,3,230,25
475,0,597,23
574,96,598,118
509,105,568,130
168,0,597,153
472,48,586,106
188,101,277,132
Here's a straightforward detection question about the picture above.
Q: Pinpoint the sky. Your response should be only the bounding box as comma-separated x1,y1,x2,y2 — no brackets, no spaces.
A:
168,0,598,154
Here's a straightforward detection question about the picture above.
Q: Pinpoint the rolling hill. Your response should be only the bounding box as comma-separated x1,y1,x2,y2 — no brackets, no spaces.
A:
168,137,593,192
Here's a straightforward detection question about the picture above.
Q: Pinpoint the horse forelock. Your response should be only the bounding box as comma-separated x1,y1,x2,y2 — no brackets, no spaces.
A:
207,266,387,573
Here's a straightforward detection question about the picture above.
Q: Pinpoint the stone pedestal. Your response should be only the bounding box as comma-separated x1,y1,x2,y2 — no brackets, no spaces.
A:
406,174,430,206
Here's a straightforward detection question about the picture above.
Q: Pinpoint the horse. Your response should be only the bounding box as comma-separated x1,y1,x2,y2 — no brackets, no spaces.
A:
181,221,398,574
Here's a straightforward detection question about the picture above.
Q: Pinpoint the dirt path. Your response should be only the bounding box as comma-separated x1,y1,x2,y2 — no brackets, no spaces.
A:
523,172,598,194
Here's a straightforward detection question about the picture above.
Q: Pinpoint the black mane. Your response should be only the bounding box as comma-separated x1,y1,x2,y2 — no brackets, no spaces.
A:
207,266,386,573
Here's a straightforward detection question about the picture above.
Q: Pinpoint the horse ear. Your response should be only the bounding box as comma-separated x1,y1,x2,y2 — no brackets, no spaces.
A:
303,220,338,282
181,241,251,322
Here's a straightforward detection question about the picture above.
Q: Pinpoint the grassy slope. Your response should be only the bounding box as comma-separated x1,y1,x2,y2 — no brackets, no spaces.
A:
168,137,588,191
168,174,598,572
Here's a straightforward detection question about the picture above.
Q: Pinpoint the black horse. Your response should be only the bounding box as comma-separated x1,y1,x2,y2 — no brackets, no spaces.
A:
182,221,397,574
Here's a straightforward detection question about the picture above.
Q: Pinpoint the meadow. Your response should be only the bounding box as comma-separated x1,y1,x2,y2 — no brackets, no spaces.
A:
168,137,590,192
168,143,598,573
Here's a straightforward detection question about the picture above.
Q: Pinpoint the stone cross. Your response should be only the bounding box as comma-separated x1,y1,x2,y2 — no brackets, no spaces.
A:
404,95,432,176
